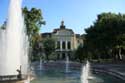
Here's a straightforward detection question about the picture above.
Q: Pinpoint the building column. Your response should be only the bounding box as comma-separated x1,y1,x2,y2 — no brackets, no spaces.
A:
66,41,68,50
60,41,62,51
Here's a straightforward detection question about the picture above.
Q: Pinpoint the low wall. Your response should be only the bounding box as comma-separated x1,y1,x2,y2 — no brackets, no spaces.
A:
0,80,25,83
0,75,28,83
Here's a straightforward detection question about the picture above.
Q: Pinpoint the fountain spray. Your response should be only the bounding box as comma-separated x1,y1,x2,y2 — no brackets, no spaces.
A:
0,0,29,81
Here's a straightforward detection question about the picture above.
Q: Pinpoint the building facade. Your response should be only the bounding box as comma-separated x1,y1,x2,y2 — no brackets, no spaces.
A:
42,21,83,59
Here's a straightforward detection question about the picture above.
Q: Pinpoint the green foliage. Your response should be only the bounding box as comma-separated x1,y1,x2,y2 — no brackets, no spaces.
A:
0,7,45,47
85,12,125,61
0,21,6,30
75,46,83,62
31,34,42,61
0,7,45,61
22,7,45,61
43,38,55,61
75,44,89,63
22,7,45,46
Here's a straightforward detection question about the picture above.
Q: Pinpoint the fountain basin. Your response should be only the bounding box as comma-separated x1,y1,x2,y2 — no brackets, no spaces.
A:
31,61,125,83
0,75,19,81
0,75,29,83
0,80,25,83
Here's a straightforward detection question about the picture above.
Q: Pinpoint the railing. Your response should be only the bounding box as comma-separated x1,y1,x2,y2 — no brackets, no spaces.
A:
55,49,72,52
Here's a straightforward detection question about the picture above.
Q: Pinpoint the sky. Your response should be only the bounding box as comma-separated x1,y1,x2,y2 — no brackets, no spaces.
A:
0,0,125,34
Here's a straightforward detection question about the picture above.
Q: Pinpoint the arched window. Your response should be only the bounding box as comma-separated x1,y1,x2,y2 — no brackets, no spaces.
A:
62,41,66,49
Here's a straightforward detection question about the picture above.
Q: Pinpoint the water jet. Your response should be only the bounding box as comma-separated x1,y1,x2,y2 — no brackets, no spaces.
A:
65,55,69,73
0,0,29,82
81,61,90,83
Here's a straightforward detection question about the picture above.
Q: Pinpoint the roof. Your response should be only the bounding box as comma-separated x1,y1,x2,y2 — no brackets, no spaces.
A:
52,21,74,34
41,32,52,38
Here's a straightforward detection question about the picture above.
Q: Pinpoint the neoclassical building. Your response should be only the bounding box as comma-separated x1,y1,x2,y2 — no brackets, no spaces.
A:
42,21,83,59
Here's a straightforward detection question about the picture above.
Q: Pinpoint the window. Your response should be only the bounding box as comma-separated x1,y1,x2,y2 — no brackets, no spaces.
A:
68,41,71,49
62,53,65,59
57,41,60,49
62,41,66,49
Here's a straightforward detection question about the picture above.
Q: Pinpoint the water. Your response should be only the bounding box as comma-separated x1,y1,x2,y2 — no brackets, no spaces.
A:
39,57,43,70
65,55,69,73
25,76,30,83
31,62,125,83
81,61,90,83
0,0,29,76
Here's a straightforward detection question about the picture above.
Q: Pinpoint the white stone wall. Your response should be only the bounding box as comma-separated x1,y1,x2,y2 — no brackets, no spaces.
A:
51,27,83,60
52,29,77,51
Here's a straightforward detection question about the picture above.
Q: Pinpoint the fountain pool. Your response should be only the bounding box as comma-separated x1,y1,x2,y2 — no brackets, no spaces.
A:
31,62,125,83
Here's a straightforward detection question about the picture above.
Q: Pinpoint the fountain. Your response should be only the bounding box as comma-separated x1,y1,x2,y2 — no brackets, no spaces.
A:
65,55,69,73
0,0,29,82
81,61,90,83
39,57,43,70
24,76,30,83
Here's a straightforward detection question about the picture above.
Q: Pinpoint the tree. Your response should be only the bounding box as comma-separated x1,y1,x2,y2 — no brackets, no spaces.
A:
31,34,43,61
75,45,83,63
75,44,89,63
0,21,7,29
0,7,45,61
85,12,125,61
22,7,45,61
22,7,45,46
43,38,55,61
0,7,45,47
